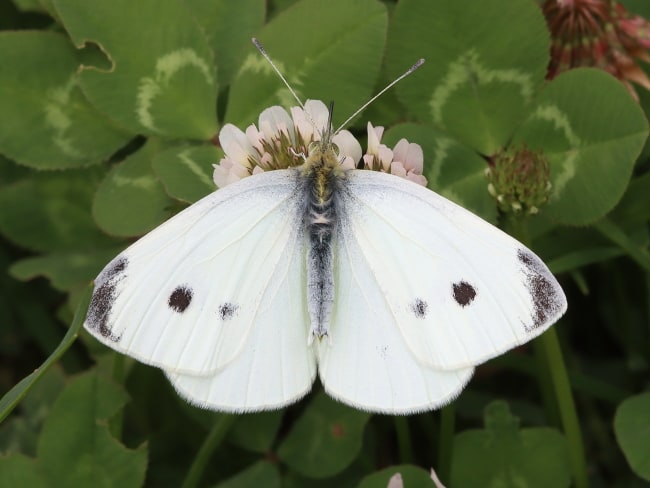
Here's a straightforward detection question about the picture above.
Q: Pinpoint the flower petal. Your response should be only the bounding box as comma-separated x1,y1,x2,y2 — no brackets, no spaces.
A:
219,124,256,167
333,129,362,164
393,138,424,173
212,158,250,188
378,145,394,171
291,105,315,143
258,106,294,143
390,161,407,178
259,152,273,168
362,154,375,170
304,100,330,138
406,173,428,186
366,121,384,154
245,125,266,154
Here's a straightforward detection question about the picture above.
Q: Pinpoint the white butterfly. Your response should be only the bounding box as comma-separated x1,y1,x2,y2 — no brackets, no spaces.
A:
84,99,566,414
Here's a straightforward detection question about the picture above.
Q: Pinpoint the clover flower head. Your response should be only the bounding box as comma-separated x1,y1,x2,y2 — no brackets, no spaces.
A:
213,100,427,188
543,0,650,100
486,145,551,215
361,122,427,186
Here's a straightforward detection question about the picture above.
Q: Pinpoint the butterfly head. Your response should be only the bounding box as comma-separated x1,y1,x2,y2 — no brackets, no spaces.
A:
302,101,343,175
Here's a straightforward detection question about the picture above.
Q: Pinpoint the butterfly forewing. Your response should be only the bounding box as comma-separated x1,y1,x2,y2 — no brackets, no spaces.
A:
338,170,567,371
84,170,306,376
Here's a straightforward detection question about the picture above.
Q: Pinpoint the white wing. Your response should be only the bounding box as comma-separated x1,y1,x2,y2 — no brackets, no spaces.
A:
335,170,567,371
84,169,310,378
317,218,473,414
165,227,316,411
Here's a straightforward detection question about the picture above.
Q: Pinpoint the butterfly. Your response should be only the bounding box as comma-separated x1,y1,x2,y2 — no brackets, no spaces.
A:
83,110,566,414
83,43,566,414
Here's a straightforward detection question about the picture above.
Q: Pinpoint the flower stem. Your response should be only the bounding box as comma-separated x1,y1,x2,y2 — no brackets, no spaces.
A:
109,353,126,441
506,215,588,488
436,403,456,484
394,416,413,463
533,338,561,426
182,414,235,488
535,329,588,488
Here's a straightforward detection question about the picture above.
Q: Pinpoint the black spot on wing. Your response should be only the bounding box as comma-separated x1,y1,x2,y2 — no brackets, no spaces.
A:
86,256,127,343
410,298,428,319
452,281,477,307
218,302,239,321
169,285,193,313
518,249,564,330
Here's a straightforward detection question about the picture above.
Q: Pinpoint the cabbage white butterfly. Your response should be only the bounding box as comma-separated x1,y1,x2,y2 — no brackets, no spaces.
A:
84,41,566,414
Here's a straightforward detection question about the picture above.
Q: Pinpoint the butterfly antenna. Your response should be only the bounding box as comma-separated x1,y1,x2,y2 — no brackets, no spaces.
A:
334,58,425,134
323,101,335,144
252,38,306,111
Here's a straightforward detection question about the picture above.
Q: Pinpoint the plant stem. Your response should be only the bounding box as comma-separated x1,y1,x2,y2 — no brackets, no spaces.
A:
506,214,588,488
394,416,413,463
436,403,455,484
533,338,561,427
109,353,126,441
182,414,235,488
536,328,589,488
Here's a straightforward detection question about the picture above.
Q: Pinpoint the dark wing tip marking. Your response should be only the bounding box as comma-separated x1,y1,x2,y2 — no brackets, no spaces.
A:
169,285,193,313
452,281,477,307
517,248,565,330
87,256,128,343
105,256,127,279
410,298,428,319
218,302,239,321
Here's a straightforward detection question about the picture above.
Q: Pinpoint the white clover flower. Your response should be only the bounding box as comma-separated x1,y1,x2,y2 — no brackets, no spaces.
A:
363,123,393,172
391,138,426,186
213,100,427,188
361,122,426,186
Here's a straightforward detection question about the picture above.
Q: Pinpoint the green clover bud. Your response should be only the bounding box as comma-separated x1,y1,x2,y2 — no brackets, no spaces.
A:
486,145,551,215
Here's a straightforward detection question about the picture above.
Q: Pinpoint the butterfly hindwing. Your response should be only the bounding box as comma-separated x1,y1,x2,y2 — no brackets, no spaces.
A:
84,170,306,376
338,170,567,371
165,224,316,412
316,215,474,414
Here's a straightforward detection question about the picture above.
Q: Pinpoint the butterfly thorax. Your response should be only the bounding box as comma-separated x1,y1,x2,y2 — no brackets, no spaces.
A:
300,140,344,207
